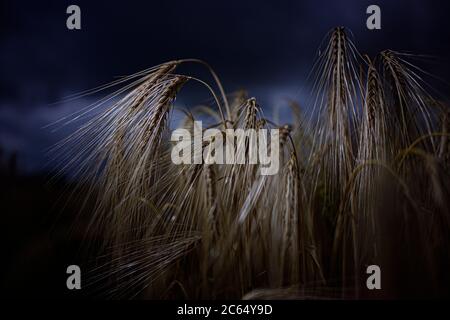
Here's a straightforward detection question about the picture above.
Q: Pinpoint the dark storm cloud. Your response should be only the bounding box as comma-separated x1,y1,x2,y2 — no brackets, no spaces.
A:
2,0,449,96
1,0,450,171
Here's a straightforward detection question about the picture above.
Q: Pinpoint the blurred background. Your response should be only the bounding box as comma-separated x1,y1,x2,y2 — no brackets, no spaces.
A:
1,0,450,298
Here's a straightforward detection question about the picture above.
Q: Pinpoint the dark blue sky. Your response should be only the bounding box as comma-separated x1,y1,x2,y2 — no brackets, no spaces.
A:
1,0,450,172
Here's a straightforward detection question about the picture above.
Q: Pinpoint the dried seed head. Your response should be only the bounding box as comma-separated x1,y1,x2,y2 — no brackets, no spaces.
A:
130,62,179,112
140,75,188,149
366,61,382,128
243,97,259,129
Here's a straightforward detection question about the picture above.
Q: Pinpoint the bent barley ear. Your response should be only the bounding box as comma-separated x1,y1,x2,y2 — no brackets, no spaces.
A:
380,50,439,152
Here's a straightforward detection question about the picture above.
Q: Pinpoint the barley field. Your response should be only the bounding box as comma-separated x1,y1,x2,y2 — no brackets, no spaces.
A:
53,27,450,299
